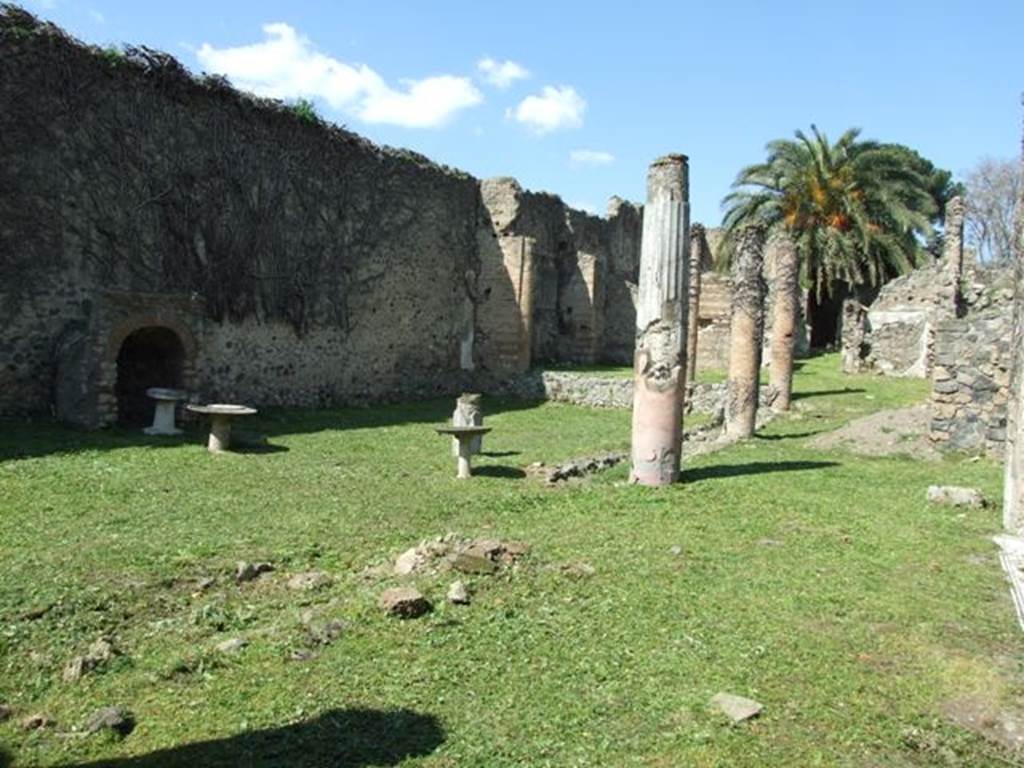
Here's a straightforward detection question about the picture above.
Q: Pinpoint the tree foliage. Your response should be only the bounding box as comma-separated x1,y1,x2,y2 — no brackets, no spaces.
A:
720,126,938,296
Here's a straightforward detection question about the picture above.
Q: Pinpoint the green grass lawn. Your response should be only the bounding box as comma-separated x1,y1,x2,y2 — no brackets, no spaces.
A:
1,355,1020,766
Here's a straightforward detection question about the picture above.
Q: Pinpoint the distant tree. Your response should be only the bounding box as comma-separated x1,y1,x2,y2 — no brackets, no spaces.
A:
721,125,937,404
963,157,1021,265
878,143,961,227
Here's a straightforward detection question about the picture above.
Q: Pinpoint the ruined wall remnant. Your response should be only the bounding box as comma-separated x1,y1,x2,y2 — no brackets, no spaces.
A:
930,308,1011,455
858,196,966,378
630,155,690,486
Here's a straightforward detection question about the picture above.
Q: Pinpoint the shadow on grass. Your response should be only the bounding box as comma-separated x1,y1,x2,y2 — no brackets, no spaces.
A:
479,450,521,458
64,708,444,768
754,431,827,441
0,397,546,462
473,465,527,479
792,387,866,401
684,460,839,483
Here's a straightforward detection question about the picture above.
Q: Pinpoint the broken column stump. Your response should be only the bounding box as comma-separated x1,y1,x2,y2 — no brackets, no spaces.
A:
630,154,690,486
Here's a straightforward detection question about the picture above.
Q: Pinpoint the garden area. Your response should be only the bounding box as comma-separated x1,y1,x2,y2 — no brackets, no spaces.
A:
1,355,1021,766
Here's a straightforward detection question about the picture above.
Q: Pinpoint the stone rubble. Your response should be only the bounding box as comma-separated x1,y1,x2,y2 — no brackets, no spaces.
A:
21,713,54,731
387,534,529,577
235,561,274,583
927,485,987,508
710,692,763,724
286,571,334,591
215,637,248,654
380,587,431,619
62,637,117,683
447,581,470,605
83,706,134,737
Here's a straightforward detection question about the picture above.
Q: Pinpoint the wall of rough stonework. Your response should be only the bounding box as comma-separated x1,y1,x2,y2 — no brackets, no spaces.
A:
930,308,1011,455
0,9,655,426
928,269,1016,454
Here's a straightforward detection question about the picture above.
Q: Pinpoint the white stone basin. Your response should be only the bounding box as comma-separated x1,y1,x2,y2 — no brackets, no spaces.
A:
143,388,189,436
187,404,258,416
146,387,188,402
436,426,492,478
187,403,258,452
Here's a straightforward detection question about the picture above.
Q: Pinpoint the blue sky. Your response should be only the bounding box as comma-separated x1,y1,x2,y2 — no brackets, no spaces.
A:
24,0,1024,224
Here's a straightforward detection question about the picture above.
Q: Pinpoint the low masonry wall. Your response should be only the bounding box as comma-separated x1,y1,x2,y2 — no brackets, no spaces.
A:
491,370,763,414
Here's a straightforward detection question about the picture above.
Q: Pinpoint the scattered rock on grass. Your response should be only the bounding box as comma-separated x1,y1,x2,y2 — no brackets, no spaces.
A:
380,587,431,619
394,547,426,576
0,704,12,722
453,552,498,575
63,638,117,683
530,452,627,484
235,561,274,583
287,571,333,591
927,485,987,508
215,637,248,654
388,535,530,578
669,545,683,556
447,581,470,605
21,713,53,731
306,619,347,646
83,706,134,737
710,692,763,724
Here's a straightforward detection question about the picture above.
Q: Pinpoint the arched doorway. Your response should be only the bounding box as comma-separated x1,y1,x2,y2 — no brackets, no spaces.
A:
115,326,186,426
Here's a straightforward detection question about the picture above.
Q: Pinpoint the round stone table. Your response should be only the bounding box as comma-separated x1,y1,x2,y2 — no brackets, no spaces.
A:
186,403,258,453
144,388,188,436
435,425,492,479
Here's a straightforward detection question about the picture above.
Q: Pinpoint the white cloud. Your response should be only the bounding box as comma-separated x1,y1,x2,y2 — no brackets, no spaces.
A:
570,149,614,167
196,23,482,128
509,85,585,134
477,57,529,89
89,9,105,23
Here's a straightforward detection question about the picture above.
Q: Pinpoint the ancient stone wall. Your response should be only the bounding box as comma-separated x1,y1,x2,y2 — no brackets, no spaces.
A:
929,269,1016,455
0,9,656,425
930,308,1011,455
1,10,497,424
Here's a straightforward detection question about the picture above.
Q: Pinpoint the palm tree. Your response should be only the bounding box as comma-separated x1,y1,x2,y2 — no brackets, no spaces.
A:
720,126,937,409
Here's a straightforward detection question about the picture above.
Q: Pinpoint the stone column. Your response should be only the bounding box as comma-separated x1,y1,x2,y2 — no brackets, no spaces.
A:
840,298,867,374
630,155,690,486
767,234,799,410
725,224,766,439
1003,133,1024,532
685,224,705,401
941,195,965,314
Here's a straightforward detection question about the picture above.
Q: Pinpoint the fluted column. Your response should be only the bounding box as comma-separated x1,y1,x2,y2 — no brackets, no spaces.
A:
725,224,766,439
685,223,705,400
630,155,690,486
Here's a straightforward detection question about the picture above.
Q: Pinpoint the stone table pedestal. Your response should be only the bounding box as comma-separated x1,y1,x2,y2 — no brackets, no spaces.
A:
144,388,188,436
435,426,492,479
186,404,258,453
